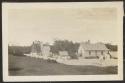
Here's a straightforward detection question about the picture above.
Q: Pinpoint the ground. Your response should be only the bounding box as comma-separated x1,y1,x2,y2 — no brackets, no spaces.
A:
9,54,117,76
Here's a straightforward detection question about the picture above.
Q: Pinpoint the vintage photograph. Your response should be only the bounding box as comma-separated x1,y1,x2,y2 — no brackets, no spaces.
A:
2,2,123,81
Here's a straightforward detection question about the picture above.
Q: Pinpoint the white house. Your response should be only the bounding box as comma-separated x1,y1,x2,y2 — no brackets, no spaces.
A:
78,41,111,60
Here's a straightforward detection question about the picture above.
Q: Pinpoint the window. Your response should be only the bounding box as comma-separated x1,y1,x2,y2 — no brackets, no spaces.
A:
101,51,103,55
89,51,91,55
95,51,97,55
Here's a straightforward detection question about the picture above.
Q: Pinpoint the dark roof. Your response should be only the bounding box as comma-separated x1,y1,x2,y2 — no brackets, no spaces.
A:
80,42,109,51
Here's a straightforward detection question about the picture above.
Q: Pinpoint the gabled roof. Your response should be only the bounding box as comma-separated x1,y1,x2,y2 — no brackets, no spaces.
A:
80,42,109,51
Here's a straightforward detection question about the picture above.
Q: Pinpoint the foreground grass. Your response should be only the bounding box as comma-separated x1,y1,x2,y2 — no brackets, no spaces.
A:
9,54,117,76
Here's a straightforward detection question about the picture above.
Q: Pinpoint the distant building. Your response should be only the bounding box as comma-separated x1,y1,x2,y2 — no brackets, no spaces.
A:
58,51,70,60
78,41,111,59
31,41,50,58
31,41,42,55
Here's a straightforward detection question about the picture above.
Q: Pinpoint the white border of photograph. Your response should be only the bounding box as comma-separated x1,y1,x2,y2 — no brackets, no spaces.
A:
2,2,124,82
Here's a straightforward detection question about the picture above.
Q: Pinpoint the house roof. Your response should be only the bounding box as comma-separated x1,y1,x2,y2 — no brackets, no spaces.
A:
59,51,68,56
80,42,109,51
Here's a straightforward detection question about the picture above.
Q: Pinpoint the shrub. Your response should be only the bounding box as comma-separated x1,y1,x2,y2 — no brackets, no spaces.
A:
69,53,78,59
47,59,57,63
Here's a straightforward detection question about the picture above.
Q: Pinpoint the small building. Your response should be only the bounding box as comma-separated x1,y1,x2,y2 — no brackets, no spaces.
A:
58,51,70,60
78,41,111,60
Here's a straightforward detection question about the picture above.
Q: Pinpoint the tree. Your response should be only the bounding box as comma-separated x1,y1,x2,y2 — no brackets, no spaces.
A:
105,43,118,51
50,39,80,58
8,45,31,56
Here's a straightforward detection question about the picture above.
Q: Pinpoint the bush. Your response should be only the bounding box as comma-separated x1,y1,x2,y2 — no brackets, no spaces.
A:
13,51,25,56
47,59,57,63
111,57,118,59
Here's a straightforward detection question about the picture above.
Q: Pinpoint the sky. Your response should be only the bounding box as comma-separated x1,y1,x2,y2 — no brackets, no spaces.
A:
8,7,118,46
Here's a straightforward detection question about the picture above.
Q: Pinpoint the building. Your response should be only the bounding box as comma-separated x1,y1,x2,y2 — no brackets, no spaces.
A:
78,41,111,60
30,41,50,58
58,51,70,60
31,41,42,56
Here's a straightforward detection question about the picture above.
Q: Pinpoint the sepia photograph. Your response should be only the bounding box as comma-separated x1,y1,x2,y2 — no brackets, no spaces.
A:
2,2,123,81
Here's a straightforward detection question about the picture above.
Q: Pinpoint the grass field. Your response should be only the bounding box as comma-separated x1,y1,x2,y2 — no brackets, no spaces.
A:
9,54,117,76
